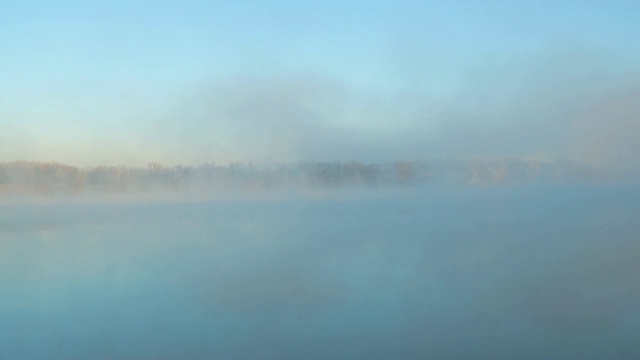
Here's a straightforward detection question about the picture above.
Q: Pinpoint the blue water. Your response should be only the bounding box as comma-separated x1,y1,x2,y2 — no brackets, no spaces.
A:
1,185,639,359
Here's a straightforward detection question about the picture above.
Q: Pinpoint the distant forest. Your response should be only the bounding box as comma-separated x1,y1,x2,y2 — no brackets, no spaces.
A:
0,159,597,196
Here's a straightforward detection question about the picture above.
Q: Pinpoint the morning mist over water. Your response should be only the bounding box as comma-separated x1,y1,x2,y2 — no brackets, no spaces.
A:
2,178,640,359
3,1,640,359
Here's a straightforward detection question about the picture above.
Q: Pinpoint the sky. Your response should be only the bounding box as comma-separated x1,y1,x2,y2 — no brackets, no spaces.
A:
1,0,639,168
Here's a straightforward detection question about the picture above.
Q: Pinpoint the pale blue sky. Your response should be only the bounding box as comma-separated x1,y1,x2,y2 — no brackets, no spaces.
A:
2,1,639,166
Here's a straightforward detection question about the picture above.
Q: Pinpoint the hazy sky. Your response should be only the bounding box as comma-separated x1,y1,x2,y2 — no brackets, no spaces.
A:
2,1,639,167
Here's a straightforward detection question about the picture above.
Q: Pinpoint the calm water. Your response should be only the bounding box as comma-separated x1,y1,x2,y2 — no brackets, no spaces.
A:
1,185,639,359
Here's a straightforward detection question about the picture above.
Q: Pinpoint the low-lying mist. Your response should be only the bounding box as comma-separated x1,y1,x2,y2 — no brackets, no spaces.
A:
1,184,639,359
3,2,640,359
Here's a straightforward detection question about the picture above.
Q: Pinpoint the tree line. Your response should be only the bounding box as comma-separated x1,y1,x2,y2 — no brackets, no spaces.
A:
0,159,596,196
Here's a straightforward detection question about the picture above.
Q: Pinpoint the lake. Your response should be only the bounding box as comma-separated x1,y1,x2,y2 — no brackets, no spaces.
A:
1,185,639,359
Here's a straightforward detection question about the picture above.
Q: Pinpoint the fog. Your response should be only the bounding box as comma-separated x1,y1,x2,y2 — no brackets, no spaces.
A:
3,51,640,171
2,185,639,359
157,55,640,170
3,2,640,359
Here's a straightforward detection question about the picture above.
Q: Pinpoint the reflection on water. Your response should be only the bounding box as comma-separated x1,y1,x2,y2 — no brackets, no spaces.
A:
1,186,639,359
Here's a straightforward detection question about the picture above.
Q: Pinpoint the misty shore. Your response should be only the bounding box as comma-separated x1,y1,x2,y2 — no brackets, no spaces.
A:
0,159,609,200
